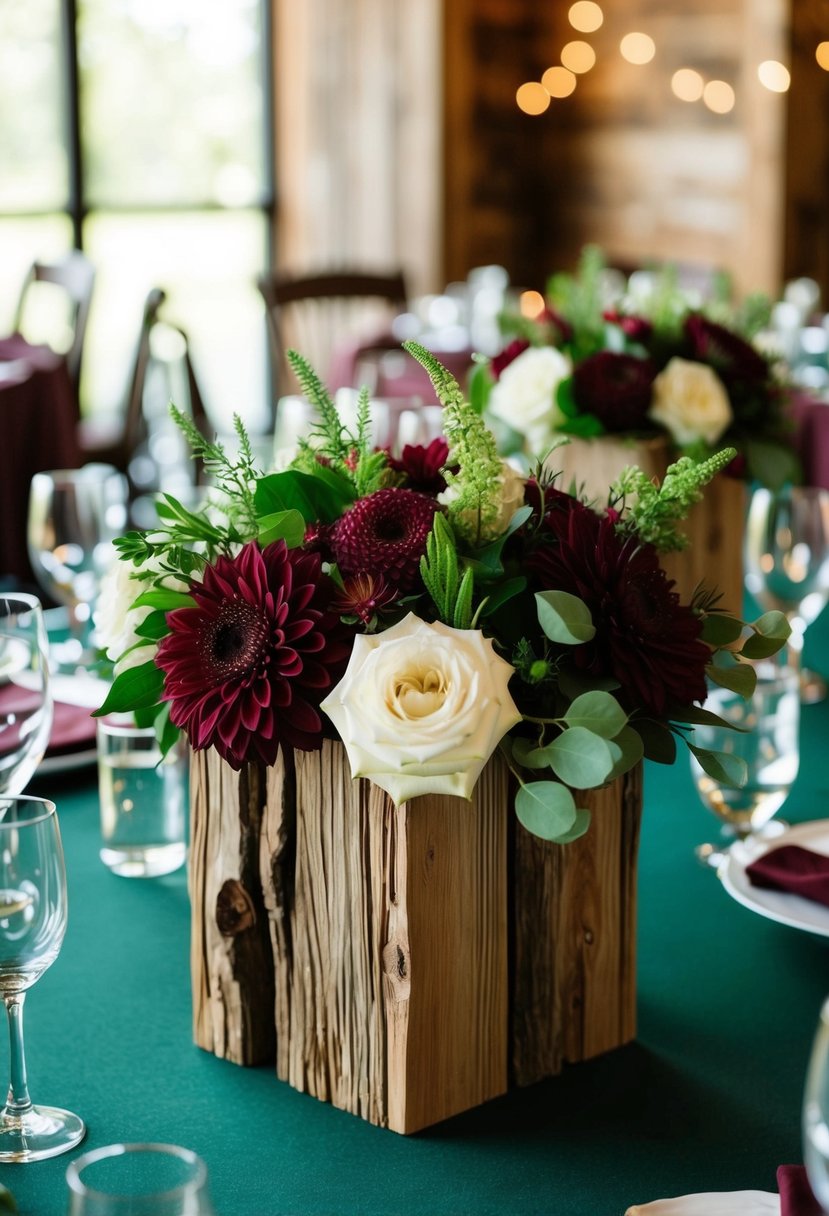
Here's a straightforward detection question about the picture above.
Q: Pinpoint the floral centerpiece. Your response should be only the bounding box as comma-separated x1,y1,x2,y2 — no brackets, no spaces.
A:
473,247,800,490
95,342,788,846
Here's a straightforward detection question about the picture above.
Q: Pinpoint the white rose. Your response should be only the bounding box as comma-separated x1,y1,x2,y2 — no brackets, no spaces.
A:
95,557,187,675
321,613,522,805
649,357,733,446
438,461,527,543
488,347,572,454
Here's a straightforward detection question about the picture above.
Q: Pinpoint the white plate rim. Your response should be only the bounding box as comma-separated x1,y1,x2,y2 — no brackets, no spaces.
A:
719,819,829,938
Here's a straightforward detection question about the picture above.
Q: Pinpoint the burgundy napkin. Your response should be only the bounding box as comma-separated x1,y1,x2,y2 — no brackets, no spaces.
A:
778,1165,823,1216
746,845,829,909
0,685,96,759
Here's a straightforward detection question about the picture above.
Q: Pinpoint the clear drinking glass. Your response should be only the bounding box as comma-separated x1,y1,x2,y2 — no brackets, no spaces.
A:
27,465,128,668
0,796,84,1161
65,1143,214,1215
744,485,829,702
690,659,800,865
804,996,829,1213
0,594,53,796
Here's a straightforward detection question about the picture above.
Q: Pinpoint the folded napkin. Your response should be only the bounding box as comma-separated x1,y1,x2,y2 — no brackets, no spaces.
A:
0,684,96,759
746,846,829,909
624,1189,779,1214
777,1165,823,1216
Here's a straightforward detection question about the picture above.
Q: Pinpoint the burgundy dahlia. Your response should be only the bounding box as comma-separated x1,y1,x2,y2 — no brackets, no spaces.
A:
331,487,439,591
155,540,352,770
536,306,574,346
387,438,451,494
528,506,709,716
684,314,769,386
603,310,653,343
331,573,398,624
572,351,656,432
491,339,530,379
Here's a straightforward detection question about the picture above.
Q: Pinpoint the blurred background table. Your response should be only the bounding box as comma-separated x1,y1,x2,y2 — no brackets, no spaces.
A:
4,617,829,1215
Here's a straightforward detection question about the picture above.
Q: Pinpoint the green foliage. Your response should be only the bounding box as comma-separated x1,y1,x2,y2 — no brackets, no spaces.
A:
0,1183,17,1213
546,244,608,357
94,660,166,718
535,590,596,645
613,448,737,552
170,406,260,538
419,513,476,630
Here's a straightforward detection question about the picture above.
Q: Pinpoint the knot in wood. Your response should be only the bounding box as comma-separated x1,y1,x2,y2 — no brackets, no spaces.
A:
216,878,256,936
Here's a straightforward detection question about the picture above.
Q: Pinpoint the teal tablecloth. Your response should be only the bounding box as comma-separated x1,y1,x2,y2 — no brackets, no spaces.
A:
4,625,829,1215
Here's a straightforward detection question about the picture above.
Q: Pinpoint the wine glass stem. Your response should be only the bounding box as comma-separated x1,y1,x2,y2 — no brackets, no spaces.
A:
787,613,806,672
2,993,32,1118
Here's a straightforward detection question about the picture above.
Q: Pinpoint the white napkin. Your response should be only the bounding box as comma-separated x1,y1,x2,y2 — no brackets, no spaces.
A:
625,1191,780,1215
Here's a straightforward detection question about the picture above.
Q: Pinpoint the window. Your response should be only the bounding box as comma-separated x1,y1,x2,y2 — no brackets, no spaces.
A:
0,0,274,434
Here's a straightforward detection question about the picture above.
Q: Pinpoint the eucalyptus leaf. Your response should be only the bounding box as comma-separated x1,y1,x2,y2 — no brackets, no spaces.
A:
671,705,748,732
606,725,645,779
547,726,615,788
564,690,627,738
706,661,757,698
93,661,165,717
511,737,550,770
750,610,791,641
535,590,596,645
552,807,592,844
636,719,677,765
700,614,744,647
688,743,747,789
740,632,788,660
515,781,577,841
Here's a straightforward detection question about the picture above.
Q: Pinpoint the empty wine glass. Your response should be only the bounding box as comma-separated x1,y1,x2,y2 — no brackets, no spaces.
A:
745,485,829,702
0,594,53,795
27,465,128,671
690,659,800,866
804,996,829,1213
66,1143,214,1214
0,795,84,1161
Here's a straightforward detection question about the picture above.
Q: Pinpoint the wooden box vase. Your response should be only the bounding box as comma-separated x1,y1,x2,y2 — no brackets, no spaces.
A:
189,743,642,1134
550,435,746,614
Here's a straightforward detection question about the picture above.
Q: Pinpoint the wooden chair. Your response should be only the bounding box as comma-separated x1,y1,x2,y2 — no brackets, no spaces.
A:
13,251,96,408
257,268,408,404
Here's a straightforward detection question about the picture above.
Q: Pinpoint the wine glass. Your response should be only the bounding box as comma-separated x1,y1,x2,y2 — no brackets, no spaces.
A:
0,795,84,1161
744,485,829,702
27,465,128,670
65,1143,215,1214
0,594,53,795
804,995,829,1212
690,658,800,866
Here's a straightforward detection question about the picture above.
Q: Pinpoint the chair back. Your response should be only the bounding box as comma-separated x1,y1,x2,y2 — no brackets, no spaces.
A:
257,269,408,399
13,251,96,404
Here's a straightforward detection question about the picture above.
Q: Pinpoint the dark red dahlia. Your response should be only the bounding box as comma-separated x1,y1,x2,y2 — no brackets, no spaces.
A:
603,310,653,343
303,520,335,559
155,540,352,770
528,506,709,716
572,351,656,432
387,438,450,494
491,339,530,379
684,314,769,386
331,487,439,591
331,573,398,624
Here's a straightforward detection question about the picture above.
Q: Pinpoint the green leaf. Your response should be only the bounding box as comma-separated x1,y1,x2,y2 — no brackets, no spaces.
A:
0,1183,18,1213
700,614,744,647
535,590,596,645
606,725,645,779
253,468,354,525
707,662,757,698
468,360,493,414
564,690,627,738
560,413,605,438
553,807,592,844
688,743,748,789
555,376,578,419
740,611,791,659
556,669,620,700
134,609,172,641
546,726,615,788
131,589,195,612
93,661,165,717
515,781,578,841
512,737,553,771
256,508,306,548
670,704,749,732
155,702,180,759
478,575,527,617
636,719,677,765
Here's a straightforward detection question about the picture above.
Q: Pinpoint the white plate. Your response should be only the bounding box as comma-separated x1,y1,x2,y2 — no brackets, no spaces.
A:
719,820,829,938
39,748,97,776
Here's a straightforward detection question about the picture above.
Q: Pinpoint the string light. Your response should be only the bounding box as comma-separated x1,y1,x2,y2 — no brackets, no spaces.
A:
620,33,655,65
561,40,596,74
818,42,829,70
520,291,546,319
568,2,603,34
703,80,735,114
671,68,704,102
516,82,550,116
757,60,790,92
541,66,577,97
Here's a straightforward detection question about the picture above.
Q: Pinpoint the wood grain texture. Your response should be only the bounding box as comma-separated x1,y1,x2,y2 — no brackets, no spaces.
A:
550,435,746,615
189,750,275,1065
511,765,643,1088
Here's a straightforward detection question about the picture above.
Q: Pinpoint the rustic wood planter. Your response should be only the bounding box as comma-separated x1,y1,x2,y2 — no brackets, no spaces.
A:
189,744,643,1134
550,435,747,615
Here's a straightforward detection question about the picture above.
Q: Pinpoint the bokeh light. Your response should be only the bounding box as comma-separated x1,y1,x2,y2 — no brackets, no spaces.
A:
561,40,596,74
541,65,577,98
620,33,655,65
516,82,550,116
703,80,735,114
671,68,704,102
568,2,603,34
817,42,829,70
520,290,546,319
757,60,790,92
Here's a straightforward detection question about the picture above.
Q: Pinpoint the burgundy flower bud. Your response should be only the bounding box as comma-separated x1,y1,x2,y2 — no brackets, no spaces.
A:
572,351,657,431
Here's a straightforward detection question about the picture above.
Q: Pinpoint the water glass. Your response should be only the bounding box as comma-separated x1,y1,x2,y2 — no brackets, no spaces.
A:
66,1143,214,1215
96,719,188,878
804,996,829,1212
0,594,53,796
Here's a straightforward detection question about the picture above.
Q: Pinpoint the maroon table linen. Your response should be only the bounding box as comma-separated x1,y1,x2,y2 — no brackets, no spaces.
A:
746,845,829,908
327,333,474,401
778,1165,823,1216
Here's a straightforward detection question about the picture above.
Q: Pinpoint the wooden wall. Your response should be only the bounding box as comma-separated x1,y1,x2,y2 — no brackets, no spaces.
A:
443,0,816,300
272,0,443,297
784,1,829,294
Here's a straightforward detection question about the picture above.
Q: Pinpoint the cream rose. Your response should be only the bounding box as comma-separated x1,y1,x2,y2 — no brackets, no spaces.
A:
321,613,522,805
438,461,526,543
488,346,571,454
649,357,733,447
95,558,187,675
